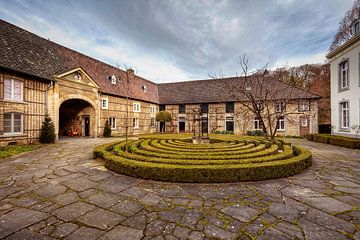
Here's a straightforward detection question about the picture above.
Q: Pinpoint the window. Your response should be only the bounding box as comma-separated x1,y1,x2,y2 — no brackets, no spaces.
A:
150,106,156,114
254,118,262,130
276,117,285,131
159,105,166,111
340,101,350,129
226,102,234,113
179,104,186,114
299,100,310,111
101,98,108,109
133,103,141,112
275,102,286,113
339,61,349,90
225,116,234,132
141,85,147,93
4,113,23,134
4,79,23,101
301,118,308,127
150,117,156,127
353,20,360,36
110,75,117,85
133,118,139,129
255,102,264,111
109,117,116,129
200,103,208,113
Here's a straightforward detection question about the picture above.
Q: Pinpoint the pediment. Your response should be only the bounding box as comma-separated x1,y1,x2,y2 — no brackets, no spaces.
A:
55,67,99,88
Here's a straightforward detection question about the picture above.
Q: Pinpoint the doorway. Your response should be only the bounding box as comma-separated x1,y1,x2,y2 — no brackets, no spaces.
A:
179,117,186,133
82,116,90,137
299,116,310,136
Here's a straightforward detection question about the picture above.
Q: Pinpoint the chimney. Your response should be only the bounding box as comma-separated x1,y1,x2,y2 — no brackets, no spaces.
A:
126,68,134,83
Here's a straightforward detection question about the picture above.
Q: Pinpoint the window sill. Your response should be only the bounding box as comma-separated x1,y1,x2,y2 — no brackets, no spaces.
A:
338,87,350,93
133,111,141,113
133,127,140,129
339,128,350,132
0,133,26,138
277,129,286,132
1,99,27,104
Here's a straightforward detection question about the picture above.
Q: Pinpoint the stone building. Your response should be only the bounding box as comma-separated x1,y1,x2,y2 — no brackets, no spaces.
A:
0,20,320,145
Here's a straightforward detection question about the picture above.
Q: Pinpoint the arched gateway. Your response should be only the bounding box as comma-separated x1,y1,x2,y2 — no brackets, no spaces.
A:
58,98,96,138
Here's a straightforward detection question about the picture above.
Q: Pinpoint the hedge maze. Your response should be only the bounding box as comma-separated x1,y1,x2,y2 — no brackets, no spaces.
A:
94,135,312,183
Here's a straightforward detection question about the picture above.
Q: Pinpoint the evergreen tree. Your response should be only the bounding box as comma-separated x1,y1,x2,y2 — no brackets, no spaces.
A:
39,116,56,143
103,120,112,137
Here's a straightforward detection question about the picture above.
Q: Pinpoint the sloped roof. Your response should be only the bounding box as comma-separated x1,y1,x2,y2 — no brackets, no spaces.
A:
0,19,320,105
158,76,321,104
0,19,159,103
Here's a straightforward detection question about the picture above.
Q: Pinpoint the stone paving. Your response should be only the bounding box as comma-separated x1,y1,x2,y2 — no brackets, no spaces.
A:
0,137,359,240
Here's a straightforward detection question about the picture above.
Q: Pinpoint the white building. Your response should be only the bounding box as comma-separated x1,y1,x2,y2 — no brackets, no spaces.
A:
327,22,360,138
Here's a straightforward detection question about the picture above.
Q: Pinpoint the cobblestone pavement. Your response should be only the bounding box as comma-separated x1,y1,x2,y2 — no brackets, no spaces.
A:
0,138,359,240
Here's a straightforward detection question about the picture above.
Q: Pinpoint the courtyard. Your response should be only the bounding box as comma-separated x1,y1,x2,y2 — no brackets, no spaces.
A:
0,137,359,239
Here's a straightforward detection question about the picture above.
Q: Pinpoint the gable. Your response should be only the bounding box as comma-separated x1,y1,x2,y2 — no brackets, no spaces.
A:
55,67,99,88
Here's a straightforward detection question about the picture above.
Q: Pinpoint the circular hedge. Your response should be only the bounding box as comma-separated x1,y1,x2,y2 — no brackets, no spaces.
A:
94,135,312,183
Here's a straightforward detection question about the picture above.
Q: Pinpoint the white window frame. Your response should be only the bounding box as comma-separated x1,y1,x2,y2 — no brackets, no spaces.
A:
4,79,23,101
133,118,139,129
111,75,117,85
3,113,23,135
133,103,141,112
109,117,116,130
150,117,156,127
101,98,108,109
339,61,349,90
301,118,308,127
299,100,310,111
150,106,156,114
254,118,262,130
340,101,350,129
277,117,285,131
275,102,286,113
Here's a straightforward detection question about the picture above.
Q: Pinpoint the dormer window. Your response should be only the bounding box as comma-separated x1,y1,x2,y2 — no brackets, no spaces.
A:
111,75,117,85
352,20,360,36
141,85,147,93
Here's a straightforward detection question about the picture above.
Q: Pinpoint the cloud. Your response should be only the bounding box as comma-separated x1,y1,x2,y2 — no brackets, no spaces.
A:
0,0,355,82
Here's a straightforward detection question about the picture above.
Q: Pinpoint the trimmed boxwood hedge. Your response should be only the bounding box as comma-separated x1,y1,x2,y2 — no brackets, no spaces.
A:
306,134,360,149
94,136,312,183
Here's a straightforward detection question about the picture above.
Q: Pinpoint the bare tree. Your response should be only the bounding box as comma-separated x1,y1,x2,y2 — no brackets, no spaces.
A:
212,55,306,143
330,0,360,51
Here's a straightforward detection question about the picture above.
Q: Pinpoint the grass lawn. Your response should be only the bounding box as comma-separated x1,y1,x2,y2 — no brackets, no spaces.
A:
0,144,41,159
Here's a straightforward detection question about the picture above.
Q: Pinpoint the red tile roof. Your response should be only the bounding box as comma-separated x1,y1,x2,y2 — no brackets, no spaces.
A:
0,19,159,103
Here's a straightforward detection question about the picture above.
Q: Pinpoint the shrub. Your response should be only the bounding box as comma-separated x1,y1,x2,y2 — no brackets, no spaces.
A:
307,134,360,149
39,116,56,143
103,120,112,137
156,111,172,122
94,135,312,183
247,130,264,136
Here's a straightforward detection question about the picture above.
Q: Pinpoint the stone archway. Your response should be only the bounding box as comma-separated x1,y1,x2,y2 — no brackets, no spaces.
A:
58,98,96,138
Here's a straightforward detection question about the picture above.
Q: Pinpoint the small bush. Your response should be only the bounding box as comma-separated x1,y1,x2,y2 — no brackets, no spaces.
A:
246,130,264,136
103,120,112,137
39,116,56,143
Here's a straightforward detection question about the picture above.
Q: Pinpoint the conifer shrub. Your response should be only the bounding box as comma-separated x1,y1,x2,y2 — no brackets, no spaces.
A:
103,120,112,137
39,116,56,143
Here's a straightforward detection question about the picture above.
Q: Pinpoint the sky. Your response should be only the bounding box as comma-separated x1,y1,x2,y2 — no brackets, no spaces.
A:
0,0,353,82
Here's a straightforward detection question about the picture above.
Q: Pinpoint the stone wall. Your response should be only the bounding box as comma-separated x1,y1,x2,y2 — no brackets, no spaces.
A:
163,100,318,136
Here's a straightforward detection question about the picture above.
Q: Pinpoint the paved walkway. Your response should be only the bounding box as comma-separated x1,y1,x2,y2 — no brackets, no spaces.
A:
0,138,359,240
